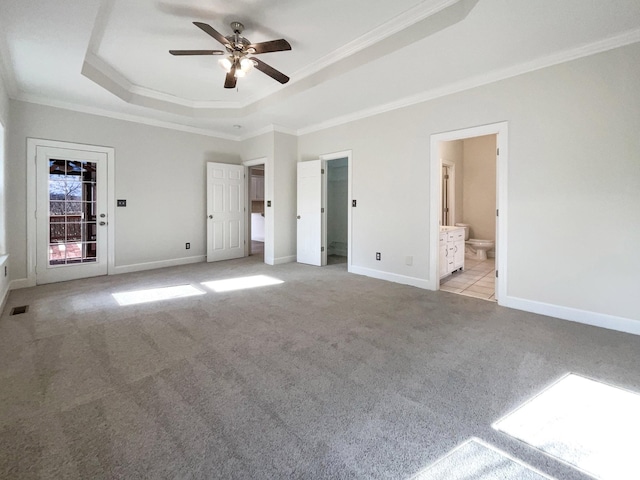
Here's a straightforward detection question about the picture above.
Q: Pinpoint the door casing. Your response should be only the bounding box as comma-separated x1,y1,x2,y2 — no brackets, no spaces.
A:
429,122,508,302
26,138,115,287
320,150,353,271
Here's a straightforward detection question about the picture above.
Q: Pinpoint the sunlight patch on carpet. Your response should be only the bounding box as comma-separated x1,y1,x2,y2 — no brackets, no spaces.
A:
494,373,640,479
410,439,551,480
112,284,205,306
201,275,284,292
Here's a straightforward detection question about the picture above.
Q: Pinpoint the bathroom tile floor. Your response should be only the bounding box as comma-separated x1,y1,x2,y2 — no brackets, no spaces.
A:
440,256,496,301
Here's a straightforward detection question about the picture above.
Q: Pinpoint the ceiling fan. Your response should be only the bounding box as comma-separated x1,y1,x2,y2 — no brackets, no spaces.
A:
170,21,291,89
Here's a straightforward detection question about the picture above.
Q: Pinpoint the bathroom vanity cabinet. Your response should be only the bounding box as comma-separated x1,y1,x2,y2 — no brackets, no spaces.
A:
439,227,465,278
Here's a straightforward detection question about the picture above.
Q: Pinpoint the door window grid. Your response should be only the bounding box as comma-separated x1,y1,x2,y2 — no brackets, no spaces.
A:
48,159,98,265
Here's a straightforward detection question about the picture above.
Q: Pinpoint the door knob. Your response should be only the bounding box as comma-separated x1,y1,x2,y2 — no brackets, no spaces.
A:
208,215,213,219
99,221,106,226
100,213,106,218
297,215,301,219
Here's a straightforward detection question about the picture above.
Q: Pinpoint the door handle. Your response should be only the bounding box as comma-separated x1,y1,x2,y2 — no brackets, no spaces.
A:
99,221,107,226
208,215,213,219
297,215,301,219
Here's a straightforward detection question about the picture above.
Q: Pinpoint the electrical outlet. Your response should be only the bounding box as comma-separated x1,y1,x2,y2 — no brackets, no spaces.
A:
185,243,190,249
376,252,381,261
117,199,127,207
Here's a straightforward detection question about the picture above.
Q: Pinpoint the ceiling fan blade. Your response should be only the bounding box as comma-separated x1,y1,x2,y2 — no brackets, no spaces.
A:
252,57,289,84
193,21,230,47
169,50,224,56
248,39,292,54
224,66,237,89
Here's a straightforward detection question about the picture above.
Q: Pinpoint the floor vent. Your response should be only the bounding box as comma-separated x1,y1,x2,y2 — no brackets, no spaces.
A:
10,305,29,315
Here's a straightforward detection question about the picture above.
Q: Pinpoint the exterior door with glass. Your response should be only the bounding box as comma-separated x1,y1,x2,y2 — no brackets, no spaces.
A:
36,146,109,284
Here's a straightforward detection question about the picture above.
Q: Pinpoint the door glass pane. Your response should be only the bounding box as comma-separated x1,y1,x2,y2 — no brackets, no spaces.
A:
48,159,99,265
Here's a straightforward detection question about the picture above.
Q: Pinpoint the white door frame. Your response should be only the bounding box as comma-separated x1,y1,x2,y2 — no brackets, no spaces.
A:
242,157,271,264
429,122,508,303
320,150,353,272
26,138,115,287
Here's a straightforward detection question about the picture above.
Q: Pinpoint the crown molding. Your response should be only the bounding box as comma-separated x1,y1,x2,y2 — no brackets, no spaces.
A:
287,0,460,85
297,27,640,136
15,93,241,141
81,0,469,116
241,0,465,106
239,124,297,141
10,25,640,144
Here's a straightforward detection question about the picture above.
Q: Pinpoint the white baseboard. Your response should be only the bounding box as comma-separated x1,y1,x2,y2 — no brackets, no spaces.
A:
10,278,35,290
113,255,206,275
0,282,9,315
274,255,296,265
503,295,640,336
350,265,431,290
0,255,9,314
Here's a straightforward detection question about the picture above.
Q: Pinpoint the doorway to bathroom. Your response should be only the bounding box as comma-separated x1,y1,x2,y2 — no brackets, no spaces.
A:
429,122,508,304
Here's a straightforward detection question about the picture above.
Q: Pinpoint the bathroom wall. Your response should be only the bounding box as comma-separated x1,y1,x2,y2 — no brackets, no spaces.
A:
438,140,464,225
462,134,496,242
327,158,348,256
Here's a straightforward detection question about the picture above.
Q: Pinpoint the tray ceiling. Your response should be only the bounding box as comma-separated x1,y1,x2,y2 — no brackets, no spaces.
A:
1,0,639,138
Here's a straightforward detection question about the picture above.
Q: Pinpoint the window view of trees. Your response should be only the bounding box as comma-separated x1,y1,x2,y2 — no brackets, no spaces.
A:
48,160,98,265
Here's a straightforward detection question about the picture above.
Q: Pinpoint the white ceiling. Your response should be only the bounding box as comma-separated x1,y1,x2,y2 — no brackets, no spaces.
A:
1,0,639,139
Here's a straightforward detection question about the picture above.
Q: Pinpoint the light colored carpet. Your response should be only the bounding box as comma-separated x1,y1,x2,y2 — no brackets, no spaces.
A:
1,255,640,479
411,439,551,479
494,373,640,479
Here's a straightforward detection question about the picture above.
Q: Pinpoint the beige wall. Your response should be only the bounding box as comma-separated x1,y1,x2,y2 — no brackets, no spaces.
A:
240,131,299,264
298,42,640,322
0,73,8,257
438,140,464,225
0,73,8,125
462,135,496,242
273,132,298,263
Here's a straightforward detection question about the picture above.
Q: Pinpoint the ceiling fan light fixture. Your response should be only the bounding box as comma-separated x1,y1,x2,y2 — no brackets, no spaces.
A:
218,57,232,73
173,21,291,88
240,57,254,72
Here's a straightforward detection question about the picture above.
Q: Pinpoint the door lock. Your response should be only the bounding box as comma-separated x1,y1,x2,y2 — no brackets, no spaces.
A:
100,213,106,218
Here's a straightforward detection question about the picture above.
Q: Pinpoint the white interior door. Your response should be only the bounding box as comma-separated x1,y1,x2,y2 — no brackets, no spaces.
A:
207,162,245,262
36,146,108,284
297,160,323,266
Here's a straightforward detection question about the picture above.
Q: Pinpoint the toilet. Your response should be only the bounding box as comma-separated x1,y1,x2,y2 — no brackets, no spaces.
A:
455,223,494,260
